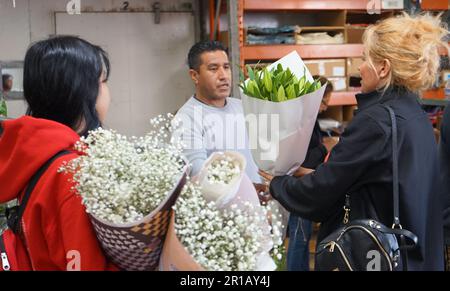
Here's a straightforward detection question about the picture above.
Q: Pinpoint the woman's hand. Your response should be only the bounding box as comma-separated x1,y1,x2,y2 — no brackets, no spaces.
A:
254,183,272,204
258,170,274,184
254,183,268,194
258,170,275,204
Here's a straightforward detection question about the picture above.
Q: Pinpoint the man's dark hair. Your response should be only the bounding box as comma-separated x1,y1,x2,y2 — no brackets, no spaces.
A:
2,74,13,90
188,40,228,71
313,75,334,96
24,36,110,137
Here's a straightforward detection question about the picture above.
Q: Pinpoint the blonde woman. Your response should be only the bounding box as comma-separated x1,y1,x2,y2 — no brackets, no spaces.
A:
260,13,447,271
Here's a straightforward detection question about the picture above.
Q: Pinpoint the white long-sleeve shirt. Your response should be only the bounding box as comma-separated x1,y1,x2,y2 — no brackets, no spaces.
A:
174,96,261,183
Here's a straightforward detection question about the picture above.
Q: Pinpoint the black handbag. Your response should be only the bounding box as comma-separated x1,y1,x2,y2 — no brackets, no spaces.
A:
315,105,418,271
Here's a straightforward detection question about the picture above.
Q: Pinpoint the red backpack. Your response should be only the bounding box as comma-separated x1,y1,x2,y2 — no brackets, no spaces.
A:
1,151,71,271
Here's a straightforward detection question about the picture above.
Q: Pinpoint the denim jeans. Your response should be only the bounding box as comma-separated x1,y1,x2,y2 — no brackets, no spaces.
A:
287,214,313,271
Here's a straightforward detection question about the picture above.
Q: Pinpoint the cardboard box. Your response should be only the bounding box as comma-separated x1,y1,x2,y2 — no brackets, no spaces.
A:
304,59,346,78
382,0,404,9
347,58,363,76
343,105,357,122
346,25,366,44
319,106,343,123
319,105,356,124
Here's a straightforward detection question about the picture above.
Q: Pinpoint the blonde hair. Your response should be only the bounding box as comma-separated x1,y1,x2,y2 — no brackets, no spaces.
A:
363,13,449,93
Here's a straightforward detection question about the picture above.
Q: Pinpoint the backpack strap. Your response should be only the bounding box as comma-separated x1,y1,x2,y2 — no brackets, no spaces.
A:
6,150,73,234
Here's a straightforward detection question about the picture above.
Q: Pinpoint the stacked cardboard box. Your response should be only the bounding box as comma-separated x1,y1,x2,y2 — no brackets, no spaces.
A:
304,59,347,91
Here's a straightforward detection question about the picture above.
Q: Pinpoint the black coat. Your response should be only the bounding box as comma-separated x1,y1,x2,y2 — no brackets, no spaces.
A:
439,105,450,244
270,87,444,271
302,122,328,169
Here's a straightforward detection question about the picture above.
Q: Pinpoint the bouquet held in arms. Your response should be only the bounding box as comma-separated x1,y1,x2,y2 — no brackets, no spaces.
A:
60,114,188,271
240,51,326,176
160,152,284,271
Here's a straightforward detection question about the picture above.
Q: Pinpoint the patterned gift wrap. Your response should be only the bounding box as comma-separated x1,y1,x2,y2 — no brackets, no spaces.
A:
90,169,188,271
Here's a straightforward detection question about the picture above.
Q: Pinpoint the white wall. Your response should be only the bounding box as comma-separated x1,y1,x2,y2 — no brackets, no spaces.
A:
0,0,196,136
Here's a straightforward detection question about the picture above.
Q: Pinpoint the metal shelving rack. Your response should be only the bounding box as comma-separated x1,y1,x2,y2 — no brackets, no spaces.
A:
226,0,449,106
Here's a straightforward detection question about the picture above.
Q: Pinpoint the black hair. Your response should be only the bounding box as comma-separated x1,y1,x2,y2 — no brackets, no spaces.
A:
187,40,228,71
313,75,334,96
24,36,110,137
2,74,13,89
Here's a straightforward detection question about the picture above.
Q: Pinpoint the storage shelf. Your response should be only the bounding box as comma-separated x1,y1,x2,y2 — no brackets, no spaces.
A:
237,0,447,108
242,44,364,61
329,91,357,106
420,88,449,106
420,98,449,106
421,0,448,10
244,0,370,11
299,26,345,31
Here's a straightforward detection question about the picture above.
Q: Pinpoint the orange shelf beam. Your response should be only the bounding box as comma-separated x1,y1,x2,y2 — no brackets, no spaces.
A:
242,44,364,61
243,0,369,11
329,91,358,106
421,0,448,10
422,88,446,100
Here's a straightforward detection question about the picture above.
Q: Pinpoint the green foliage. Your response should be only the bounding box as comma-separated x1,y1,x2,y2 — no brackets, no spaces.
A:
0,98,7,117
240,64,322,102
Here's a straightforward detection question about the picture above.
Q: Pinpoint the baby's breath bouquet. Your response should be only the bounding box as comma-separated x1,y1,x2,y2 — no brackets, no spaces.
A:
160,153,284,271
60,114,188,271
197,152,246,207
207,156,241,185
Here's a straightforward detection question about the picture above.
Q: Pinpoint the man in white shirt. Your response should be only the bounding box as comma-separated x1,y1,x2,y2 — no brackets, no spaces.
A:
174,41,261,184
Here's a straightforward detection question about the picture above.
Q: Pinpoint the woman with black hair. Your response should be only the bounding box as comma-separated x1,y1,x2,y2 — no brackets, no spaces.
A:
0,36,116,270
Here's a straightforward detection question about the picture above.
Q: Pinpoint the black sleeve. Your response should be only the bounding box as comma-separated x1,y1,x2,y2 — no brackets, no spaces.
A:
270,113,389,222
439,106,450,241
302,122,328,169
302,143,328,169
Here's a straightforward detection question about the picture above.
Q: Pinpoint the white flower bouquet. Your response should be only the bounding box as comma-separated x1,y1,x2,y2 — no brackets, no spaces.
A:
160,154,284,271
60,115,188,271
241,51,326,176
196,152,246,207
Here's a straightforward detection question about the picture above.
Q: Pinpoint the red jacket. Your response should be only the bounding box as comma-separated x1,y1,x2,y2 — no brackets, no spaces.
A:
0,116,117,271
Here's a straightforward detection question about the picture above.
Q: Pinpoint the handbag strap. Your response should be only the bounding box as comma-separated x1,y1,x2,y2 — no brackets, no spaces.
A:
384,105,412,271
368,220,418,250
343,106,400,225
384,105,401,228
